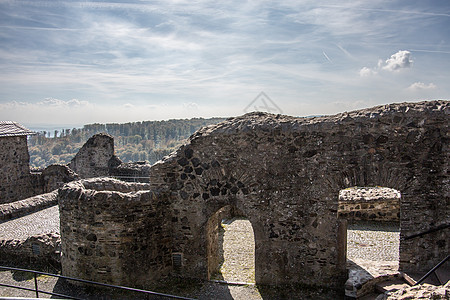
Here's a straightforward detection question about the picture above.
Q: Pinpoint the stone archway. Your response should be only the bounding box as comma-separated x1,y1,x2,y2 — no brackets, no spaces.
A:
206,205,256,283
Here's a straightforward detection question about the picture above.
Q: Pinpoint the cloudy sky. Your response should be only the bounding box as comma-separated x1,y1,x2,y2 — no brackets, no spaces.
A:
0,0,449,127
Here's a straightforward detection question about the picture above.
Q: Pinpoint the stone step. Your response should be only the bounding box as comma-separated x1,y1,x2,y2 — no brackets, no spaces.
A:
375,278,409,294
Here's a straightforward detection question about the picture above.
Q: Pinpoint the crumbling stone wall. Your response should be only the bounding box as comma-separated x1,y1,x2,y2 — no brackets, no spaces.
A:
68,133,122,179
59,100,449,291
41,164,79,193
0,136,35,204
338,187,400,222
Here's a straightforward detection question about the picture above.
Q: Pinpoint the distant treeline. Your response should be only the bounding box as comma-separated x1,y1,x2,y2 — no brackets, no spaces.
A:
28,118,226,169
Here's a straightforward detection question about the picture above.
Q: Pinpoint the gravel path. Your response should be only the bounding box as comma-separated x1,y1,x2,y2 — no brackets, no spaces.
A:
0,206,60,241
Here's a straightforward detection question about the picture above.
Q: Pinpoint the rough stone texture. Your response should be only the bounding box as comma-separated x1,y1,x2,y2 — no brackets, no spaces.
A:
68,133,122,179
0,136,35,204
339,187,400,222
58,100,449,292
0,190,58,221
376,281,450,300
58,178,173,287
0,232,61,265
41,164,79,193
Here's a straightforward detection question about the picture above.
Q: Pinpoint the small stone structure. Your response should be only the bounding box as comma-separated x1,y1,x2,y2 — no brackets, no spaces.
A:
68,133,122,179
59,178,165,286
59,100,449,292
338,187,400,222
0,121,36,204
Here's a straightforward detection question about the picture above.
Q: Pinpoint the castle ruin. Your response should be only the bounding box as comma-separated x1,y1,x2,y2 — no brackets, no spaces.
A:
57,100,449,292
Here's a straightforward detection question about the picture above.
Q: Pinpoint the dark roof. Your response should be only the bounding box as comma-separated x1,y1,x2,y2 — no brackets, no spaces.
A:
0,121,35,137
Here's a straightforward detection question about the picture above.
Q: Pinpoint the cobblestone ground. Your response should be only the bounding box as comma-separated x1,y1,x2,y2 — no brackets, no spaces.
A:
347,221,400,263
0,206,60,241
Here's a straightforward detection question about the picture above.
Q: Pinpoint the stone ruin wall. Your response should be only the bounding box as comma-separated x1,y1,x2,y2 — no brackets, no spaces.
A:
0,136,36,204
148,117,349,288
57,100,448,290
338,187,401,222
68,133,122,179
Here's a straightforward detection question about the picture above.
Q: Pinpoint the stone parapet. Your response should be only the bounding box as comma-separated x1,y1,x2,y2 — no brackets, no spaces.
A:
338,187,400,222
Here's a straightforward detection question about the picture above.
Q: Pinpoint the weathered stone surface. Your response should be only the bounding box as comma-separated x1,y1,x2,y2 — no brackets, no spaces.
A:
376,281,450,300
59,100,449,292
0,232,61,265
68,133,122,179
339,187,400,222
41,164,79,193
58,178,170,286
0,136,35,204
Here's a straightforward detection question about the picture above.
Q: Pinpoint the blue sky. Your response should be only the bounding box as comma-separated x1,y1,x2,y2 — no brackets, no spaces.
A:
0,0,449,126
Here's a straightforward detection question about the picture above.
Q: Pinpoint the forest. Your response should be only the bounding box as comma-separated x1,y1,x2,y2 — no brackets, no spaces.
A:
28,118,225,169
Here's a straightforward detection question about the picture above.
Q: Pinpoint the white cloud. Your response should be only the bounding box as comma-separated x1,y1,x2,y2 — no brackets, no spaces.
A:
382,50,413,71
183,102,199,111
36,98,89,107
360,50,413,77
407,82,437,90
359,67,377,77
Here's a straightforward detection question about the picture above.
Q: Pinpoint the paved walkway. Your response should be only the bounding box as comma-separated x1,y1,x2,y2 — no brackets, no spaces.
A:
0,206,59,241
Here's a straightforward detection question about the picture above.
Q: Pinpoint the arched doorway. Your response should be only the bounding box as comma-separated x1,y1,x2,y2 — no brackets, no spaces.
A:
206,205,256,284
339,186,401,296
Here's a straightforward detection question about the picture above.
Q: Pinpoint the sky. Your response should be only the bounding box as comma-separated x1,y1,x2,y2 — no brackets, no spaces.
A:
0,0,449,127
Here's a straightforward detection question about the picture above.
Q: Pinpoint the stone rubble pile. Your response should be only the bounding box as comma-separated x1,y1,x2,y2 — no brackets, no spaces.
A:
376,281,450,300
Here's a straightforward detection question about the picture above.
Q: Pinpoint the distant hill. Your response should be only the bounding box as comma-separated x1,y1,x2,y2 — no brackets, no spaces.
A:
28,118,226,169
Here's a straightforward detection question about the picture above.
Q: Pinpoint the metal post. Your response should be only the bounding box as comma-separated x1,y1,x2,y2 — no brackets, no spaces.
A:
33,273,39,298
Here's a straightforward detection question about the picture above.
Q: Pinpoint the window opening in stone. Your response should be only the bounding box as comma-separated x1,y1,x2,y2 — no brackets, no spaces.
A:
339,186,401,297
208,213,255,284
